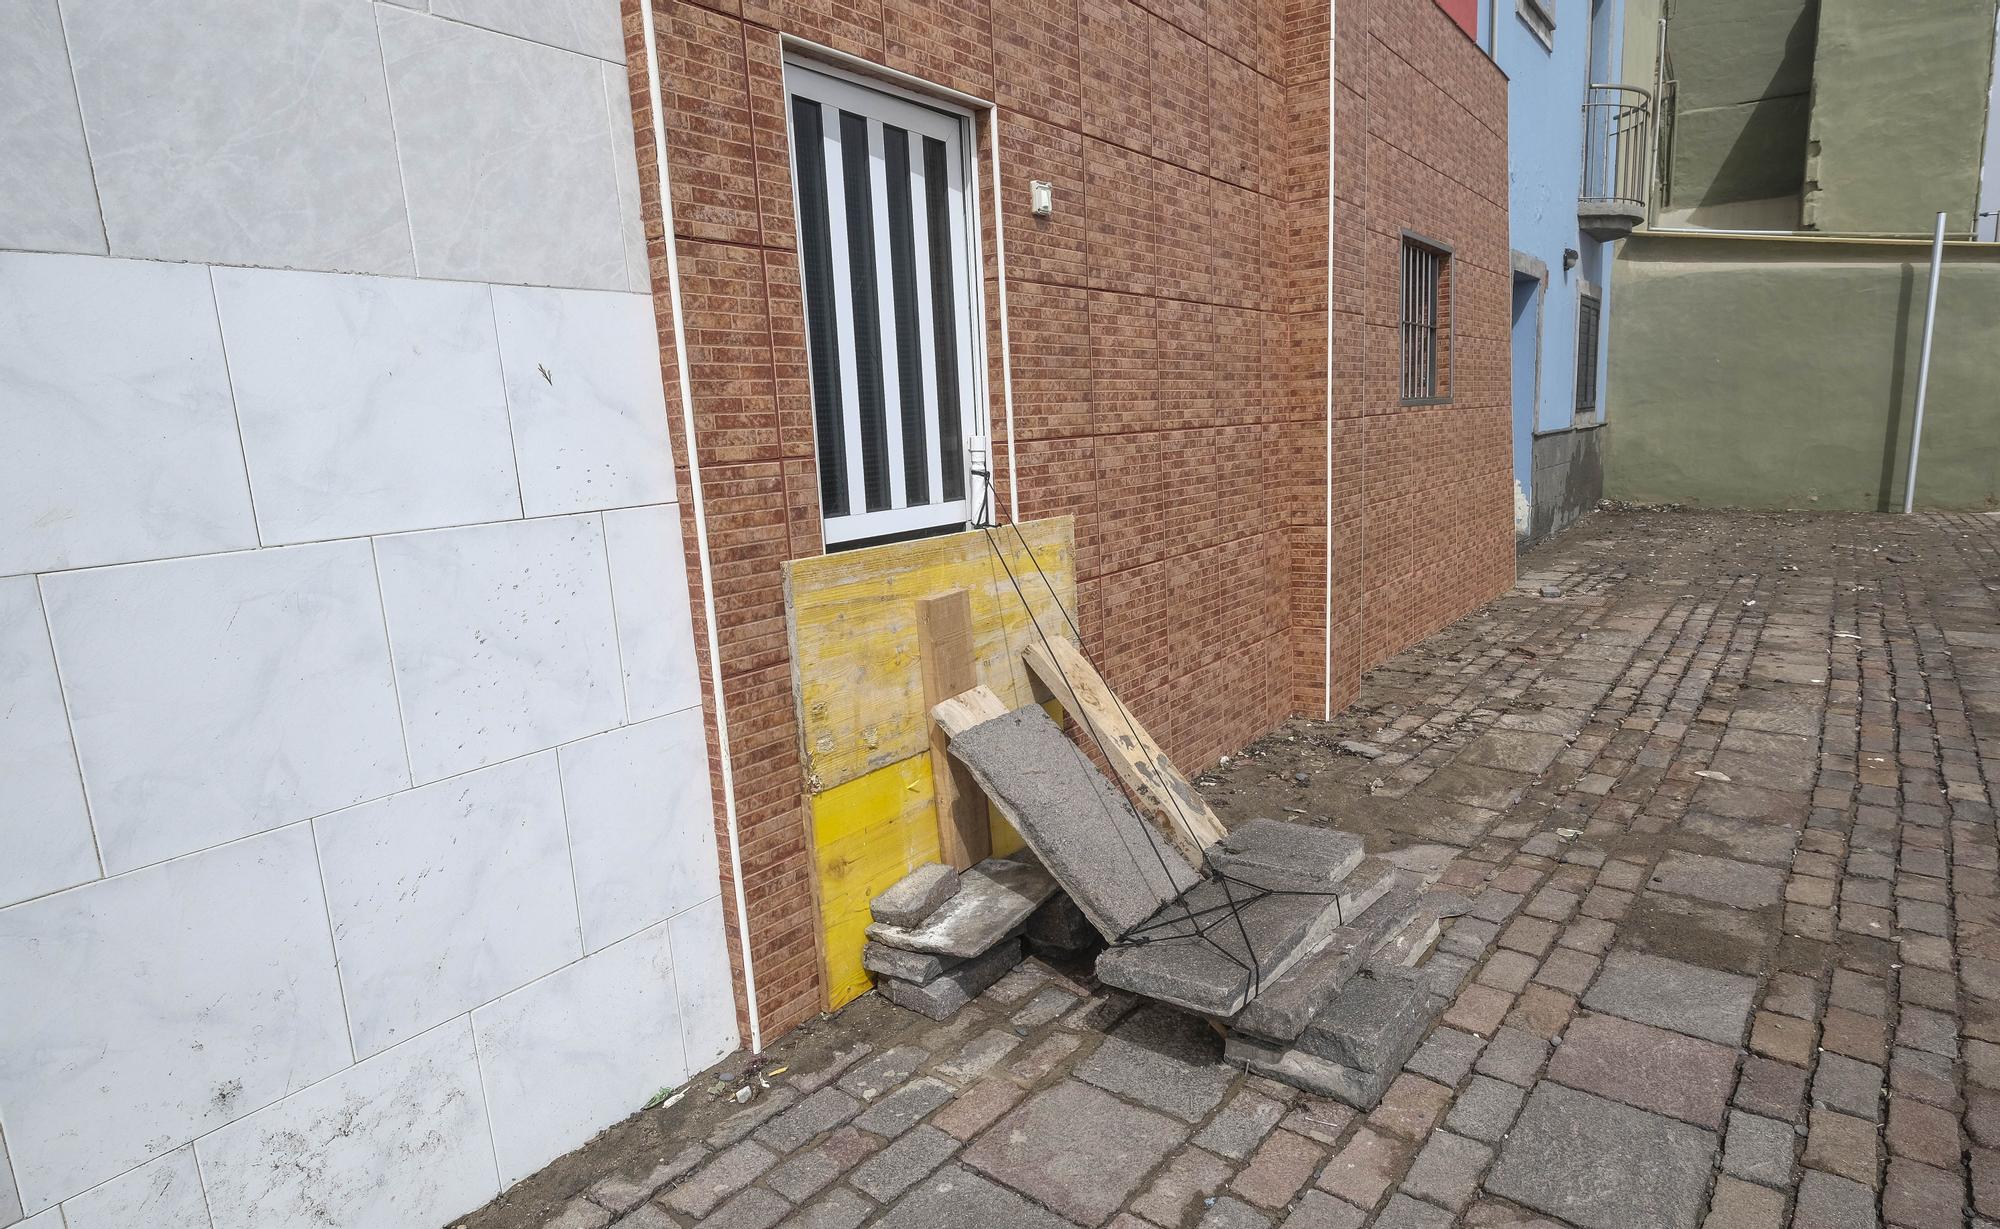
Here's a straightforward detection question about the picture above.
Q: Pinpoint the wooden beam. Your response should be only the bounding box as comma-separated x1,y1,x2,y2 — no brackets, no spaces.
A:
930,684,1010,738
1023,638,1227,861
918,591,989,869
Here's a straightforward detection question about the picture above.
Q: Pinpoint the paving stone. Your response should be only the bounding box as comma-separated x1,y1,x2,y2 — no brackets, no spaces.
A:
1472,1025,1549,1087
1803,1108,1880,1184
764,1125,882,1202
546,1197,611,1229
1280,1095,1359,1146
1444,983,1513,1036
755,1086,863,1152
1406,1026,1484,1086
1369,1073,1454,1140
1812,1052,1885,1120
1882,1157,1961,1227
838,1044,930,1098
1279,1190,1367,1229
1231,1129,1323,1209
878,939,1024,1020
1971,1088,2000,1148
1648,850,1785,908
1702,1176,1785,1229
850,1124,959,1202
1316,1126,1410,1208
613,1207,675,1228
1133,1145,1234,1224
1505,984,1577,1038
1485,1083,1718,1229
931,1077,1023,1140
1581,948,1757,1045
863,941,963,985
663,1140,778,1218
1200,1194,1275,1229
702,1186,790,1229
1547,1012,1736,1128
933,1029,1021,1082
1299,970,1439,1071
585,1143,707,1213
1444,1074,1526,1143
865,855,1056,957
962,1080,1186,1225
1721,1110,1795,1188
1400,1129,1490,1212
870,1164,1073,1229
1679,812,1799,867
1792,1169,1878,1229
1075,1004,1234,1122
1007,1030,1082,1083
1009,985,1078,1029
785,1187,873,1229
1478,949,1540,993
707,1086,800,1147
1895,1005,1959,1058
872,863,961,927
1373,1193,1454,1229
1194,1088,1289,1160
1748,1010,1813,1065
1734,1055,1809,1122
1885,1095,1960,1169
852,1076,955,1137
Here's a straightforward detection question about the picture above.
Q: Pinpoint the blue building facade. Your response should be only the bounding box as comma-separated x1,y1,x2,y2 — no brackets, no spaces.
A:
1483,0,1631,542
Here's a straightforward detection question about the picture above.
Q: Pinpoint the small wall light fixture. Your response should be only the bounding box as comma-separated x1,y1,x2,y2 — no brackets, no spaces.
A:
1563,247,1580,271
1029,180,1054,217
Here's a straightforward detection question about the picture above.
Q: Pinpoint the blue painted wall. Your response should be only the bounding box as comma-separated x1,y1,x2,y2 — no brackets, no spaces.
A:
1484,0,1623,537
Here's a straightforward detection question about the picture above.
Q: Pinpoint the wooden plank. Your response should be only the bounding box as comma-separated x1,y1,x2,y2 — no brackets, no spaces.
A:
783,517,1075,792
930,684,1010,737
1023,638,1228,861
918,590,988,869
811,756,940,1008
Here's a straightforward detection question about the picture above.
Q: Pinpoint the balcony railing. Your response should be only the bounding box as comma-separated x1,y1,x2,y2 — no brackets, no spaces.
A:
1579,84,1654,240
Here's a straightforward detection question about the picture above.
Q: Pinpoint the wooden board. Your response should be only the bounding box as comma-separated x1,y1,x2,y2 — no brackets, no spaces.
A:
1024,637,1227,861
918,590,988,869
783,517,1076,792
811,756,939,1008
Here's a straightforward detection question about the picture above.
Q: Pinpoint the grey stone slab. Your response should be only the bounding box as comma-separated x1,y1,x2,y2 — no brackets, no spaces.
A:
948,704,1198,938
1401,1130,1491,1211
838,1044,929,1099
1225,1031,1396,1109
1406,1025,1485,1086
1193,1088,1289,1160
1459,730,1569,776
1721,1110,1794,1188
1677,813,1799,867
1374,1194,1454,1228
862,942,962,985
933,1029,1021,1082
853,1077,955,1137
663,1140,778,1219
1443,1075,1526,1143
851,1124,958,1202
707,1087,799,1147
1075,1004,1235,1122
1792,1169,1878,1229
963,1081,1187,1225
872,863,960,928
787,1187,874,1229
1646,850,1784,909
1203,819,1364,892
872,1164,1074,1229
703,1187,789,1229
1008,985,1078,1029
1472,1026,1549,1087
1279,1190,1367,1229
1811,1052,1884,1120
1298,970,1436,1072
1097,860,1395,1017
865,857,1055,957
764,1126,880,1202
1199,1194,1275,1228
1581,948,1757,1045
1231,883,1423,1044
754,1087,862,1152
1545,1013,1735,1129
877,940,1023,1021
585,1142,706,1212
1485,1084,1717,1229
546,1197,611,1229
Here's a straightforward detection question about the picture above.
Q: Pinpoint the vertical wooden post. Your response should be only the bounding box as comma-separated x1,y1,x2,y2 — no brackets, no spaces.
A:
917,589,989,869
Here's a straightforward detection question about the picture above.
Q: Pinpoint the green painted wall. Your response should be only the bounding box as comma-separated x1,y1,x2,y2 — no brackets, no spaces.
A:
1664,0,1818,208
1804,0,1999,236
1606,235,2000,511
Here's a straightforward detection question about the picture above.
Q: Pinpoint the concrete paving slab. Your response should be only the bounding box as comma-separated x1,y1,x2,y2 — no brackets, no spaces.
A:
876,940,1022,1020
871,863,960,928
872,1164,1074,1229
865,856,1055,957
1485,1084,1717,1229
1676,812,1799,867
1646,849,1785,909
1546,1012,1737,1128
1581,948,1758,1045
962,1080,1186,1225
1076,1003,1236,1122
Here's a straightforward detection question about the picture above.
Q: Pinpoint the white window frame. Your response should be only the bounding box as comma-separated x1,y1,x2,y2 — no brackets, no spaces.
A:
781,59,992,549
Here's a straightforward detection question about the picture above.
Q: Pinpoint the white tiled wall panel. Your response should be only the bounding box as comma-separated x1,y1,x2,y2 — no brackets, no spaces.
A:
558,712,718,952
59,0,413,274
428,0,628,62
42,541,408,874
471,922,688,1186
671,896,744,1072
215,267,522,543
605,503,705,720
0,0,105,253
376,515,625,782
0,576,97,907
0,252,257,577
491,285,678,517
61,1147,211,1229
197,1020,497,1229
315,754,581,1057
0,827,350,1212
0,3,736,1221
379,8,629,290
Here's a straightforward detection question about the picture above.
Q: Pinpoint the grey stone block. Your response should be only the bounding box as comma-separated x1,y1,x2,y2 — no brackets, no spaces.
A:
1204,818,1364,892
1721,1109,1795,1188
865,856,1055,958
1231,882,1423,1044
962,1080,1187,1224
877,940,1023,1021
1280,1190,1367,1229
851,1124,958,1201
853,1076,955,1137
1485,1084,1717,1229
754,1087,862,1152
862,941,962,985
1223,1031,1398,1110
702,1187,789,1229
871,862,960,927
1297,970,1436,1072
947,704,1198,938
871,1164,1074,1229
1580,948,1756,1045
837,1044,929,1098
1075,1004,1234,1122
584,1142,706,1213
788,1187,873,1229
1198,1194,1275,1228
1193,1088,1289,1160
1443,1075,1525,1143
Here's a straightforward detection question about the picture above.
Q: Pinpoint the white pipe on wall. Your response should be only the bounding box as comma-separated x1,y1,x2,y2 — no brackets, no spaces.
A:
1903,211,1947,516
639,0,763,1053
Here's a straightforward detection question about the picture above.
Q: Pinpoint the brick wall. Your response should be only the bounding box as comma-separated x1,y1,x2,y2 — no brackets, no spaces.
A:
619,0,1514,1043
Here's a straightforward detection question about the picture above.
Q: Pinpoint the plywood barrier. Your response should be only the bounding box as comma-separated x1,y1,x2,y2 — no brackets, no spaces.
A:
785,518,1075,1007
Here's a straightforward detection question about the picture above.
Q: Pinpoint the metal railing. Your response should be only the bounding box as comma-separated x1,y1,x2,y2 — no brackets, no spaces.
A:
1580,84,1655,221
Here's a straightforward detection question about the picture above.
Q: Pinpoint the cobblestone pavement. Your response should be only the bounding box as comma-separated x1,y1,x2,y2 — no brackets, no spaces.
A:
460,509,2000,1229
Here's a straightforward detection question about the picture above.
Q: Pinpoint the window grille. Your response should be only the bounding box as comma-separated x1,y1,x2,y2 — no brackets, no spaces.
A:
1574,290,1602,416
1400,237,1449,403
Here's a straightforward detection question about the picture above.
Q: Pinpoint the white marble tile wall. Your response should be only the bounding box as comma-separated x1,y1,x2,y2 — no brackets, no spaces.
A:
0,2,738,1225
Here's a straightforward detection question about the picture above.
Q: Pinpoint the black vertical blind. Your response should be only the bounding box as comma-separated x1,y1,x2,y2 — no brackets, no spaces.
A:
923,136,964,500
791,97,848,517
883,125,930,505
839,110,891,513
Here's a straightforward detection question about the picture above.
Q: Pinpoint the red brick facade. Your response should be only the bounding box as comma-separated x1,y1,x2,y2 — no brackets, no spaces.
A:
618,0,1515,1043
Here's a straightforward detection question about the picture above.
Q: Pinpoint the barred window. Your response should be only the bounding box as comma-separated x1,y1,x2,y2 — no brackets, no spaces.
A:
1400,236,1452,403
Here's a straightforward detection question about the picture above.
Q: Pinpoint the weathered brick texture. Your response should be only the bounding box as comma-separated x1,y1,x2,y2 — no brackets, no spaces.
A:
618,0,1512,1041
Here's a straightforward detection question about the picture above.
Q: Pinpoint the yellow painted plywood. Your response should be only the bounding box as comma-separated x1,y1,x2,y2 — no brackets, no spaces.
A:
784,518,1076,794
813,756,939,1007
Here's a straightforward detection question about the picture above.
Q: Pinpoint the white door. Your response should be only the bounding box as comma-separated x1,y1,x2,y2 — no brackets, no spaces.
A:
784,62,986,548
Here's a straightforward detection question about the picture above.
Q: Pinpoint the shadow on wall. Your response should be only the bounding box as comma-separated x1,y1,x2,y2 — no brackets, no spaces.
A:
1871,263,1916,510
1664,0,1819,212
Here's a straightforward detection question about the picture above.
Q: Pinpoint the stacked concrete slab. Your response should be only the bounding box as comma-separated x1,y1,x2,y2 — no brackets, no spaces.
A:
946,702,1469,1108
863,854,1057,1020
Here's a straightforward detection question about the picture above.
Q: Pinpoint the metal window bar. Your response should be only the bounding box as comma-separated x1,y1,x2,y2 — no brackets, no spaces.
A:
1400,240,1442,401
